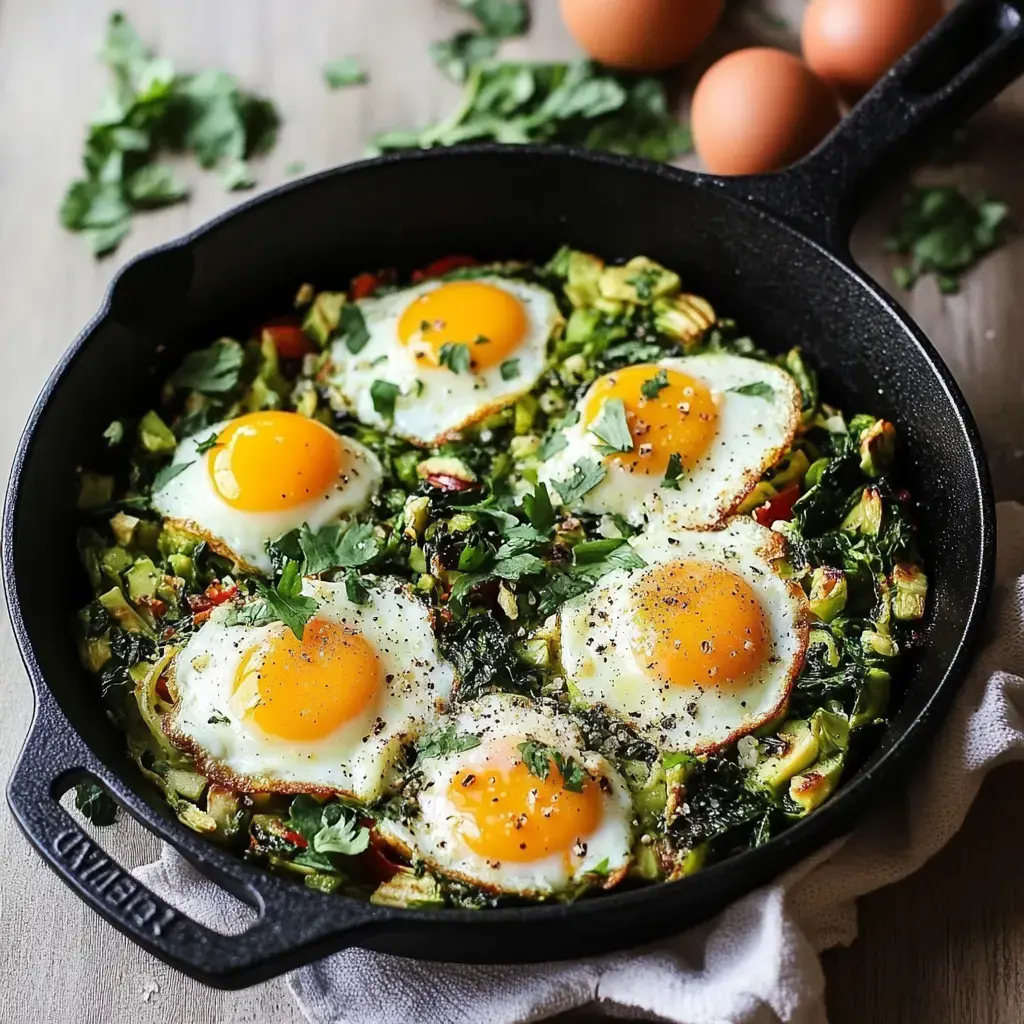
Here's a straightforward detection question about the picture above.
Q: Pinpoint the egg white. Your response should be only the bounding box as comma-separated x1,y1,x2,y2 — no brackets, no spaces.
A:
151,419,382,575
377,694,634,898
325,277,559,446
164,577,455,803
559,517,809,755
537,353,801,528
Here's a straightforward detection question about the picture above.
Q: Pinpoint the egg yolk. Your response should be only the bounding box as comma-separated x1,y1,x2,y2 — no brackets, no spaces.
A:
233,619,380,741
448,750,603,864
583,364,718,475
208,411,345,512
631,561,769,688
397,281,528,372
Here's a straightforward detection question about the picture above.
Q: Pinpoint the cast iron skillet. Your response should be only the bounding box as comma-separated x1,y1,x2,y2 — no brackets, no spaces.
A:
4,0,1018,989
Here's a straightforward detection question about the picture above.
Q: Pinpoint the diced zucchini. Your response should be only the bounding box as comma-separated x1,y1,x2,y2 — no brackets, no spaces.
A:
158,524,202,558
109,512,140,547
165,769,208,802
851,668,891,728
370,867,445,908
138,411,177,455
599,256,680,304
302,291,346,348
168,553,196,588
751,719,819,796
305,873,345,894
77,472,114,511
563,251,605,308
125,557,160,602
99,587,154,635
789,755,844,814
653,293,716,348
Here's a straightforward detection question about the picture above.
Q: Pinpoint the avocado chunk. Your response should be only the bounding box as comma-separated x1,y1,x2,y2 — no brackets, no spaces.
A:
98,586,154,636
563,250,605,308
789,755,844,814
125,557,161,602
809,566,848,622
851,668,891,729
370,867,445,908
302,291,346,348
893,562,928,621
751,719,819,796
138,410,177,455
599,256,680,305
77,472,114,511
653,293,716,349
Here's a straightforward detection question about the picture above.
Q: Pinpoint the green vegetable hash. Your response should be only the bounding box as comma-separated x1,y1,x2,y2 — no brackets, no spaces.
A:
73,248,927,908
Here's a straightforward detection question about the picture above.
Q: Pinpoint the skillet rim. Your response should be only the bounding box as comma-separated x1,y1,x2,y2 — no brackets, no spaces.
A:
2,142,996,955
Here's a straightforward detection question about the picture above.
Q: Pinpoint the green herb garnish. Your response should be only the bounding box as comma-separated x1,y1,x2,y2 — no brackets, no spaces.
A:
417,725,482,760
728,381,775,400
439,342,472,374
640,369,669,399
552,457,606,505
370,379,400,421
589,398,633,457
517,740,587,792
323,57,368,89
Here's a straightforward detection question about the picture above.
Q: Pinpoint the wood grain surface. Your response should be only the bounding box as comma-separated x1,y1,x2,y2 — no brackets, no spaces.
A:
0,2,1022,1022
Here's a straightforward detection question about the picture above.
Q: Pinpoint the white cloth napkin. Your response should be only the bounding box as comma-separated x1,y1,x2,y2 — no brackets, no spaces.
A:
136,501,1024,1024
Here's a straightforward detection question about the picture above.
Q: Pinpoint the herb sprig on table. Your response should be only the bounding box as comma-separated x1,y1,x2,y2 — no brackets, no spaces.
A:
61,12,279,257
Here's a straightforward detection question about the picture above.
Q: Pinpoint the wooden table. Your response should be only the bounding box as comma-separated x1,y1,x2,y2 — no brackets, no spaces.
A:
1,2,1022,1021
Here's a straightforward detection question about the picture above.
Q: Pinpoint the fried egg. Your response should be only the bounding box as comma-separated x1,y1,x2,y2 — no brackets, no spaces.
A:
537,354,801,527
377,695,634,898
559,518,809,755
326,277,559,446
152,410,382,574
164,577,455,802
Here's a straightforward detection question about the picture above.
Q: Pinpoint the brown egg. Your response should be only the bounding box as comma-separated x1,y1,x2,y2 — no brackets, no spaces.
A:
691,48,840,176
559,0,725,72
802,0,945,103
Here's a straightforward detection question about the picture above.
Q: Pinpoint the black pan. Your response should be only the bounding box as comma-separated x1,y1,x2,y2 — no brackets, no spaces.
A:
4,0,1018,989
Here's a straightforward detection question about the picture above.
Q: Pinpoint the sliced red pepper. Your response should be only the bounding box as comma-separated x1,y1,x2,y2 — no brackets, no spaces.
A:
753,482,801,527
360,828,406,883
193,609,212,626
155,674,172,702
136,594,168,618
412,254,477,282
350,272,382,300
187,593,213,614
281,828,309,849
262,321,314,360
205,579,239,605
425,473,477,493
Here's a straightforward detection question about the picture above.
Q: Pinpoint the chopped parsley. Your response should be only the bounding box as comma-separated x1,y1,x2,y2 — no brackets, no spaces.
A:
552,457,606,505
439,342,472,374
728,381,775,400
170,340,244,394
662,452,684,490
370,379,400,421
417,725,482,760
234,560,317,639
499,358,521,381
640,368,669,399
339,303,371,354
589,398,633,457
517,740,587,792
194,433,220,455
323,56,368,89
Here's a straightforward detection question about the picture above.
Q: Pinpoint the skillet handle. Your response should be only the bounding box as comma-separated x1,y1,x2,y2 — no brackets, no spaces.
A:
6,696,380,988
706,0,1024,253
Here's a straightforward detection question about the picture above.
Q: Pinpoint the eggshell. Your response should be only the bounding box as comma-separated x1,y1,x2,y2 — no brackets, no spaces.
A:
559,0,725,71
691,48,840,176
802,0,945,103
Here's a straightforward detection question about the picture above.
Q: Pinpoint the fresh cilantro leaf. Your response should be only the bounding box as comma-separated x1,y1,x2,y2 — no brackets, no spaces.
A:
291,521,379,575
103,420,124,447
171,340,244,394
494,522,548,559
286,794,324,840
589,398,633,456
459,503,520,530
219,158,255,191
194,433,220,454
344,571,370,605
571,537,626,564
536,543,646,616
640,368,669,399
537,409,580,461
207,711,231,725
460,0,530,38
370,379,400,421
663,751,697,771
491,552,545,580
522,482,555,533
458,543,489,572
728,381,775,400
552,457,606,505
125,162,189,206
417,724,482,760
662,451,684,490
500,358,521,381
313,804,370,855
339,302,370,354
238,560,317,639
430,32,499,83
151,461,191,490
285,160,306,176
335,522,380,568
74,783,118,826
517,741,587,792
323,57,368,89
602,340,665,366
439,342,472,374
886,185,1010,293
586,857,611,878
627,267,660,300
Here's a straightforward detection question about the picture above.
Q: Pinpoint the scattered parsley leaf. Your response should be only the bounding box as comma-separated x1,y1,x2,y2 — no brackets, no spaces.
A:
553,457,606,505
494,522,548,559
151,461,191,490
313,804,370,855
627,267,660,301
430,32,499,83
125,162,189,206
491,552,545,580
170,339,244,394
500,358,521,381
663,751,697,771
439,342,472,374
589,398,633,456
287,521,380,575
285,160,306,176
537,408,580,461
640,368,669,399
522,482,555,533
219,158,255,191
728,381,775,400
459,0,530,38
517,740,587,792
662,452,684,490
586,857,611,878
571,537,627,564
207,711,231,725
370,379,400,421
103,420,124,447
323,57,368,89
339,303,371,354
74,783,118,826
194,433,220,454
237,560,317,639
344,571,370,605
335,522,380,568
536,543,646,616
886,185,1010,294
417,724,482,760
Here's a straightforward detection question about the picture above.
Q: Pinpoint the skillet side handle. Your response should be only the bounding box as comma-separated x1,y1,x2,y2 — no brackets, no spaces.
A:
709,0,1024,254
6,697,379,988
